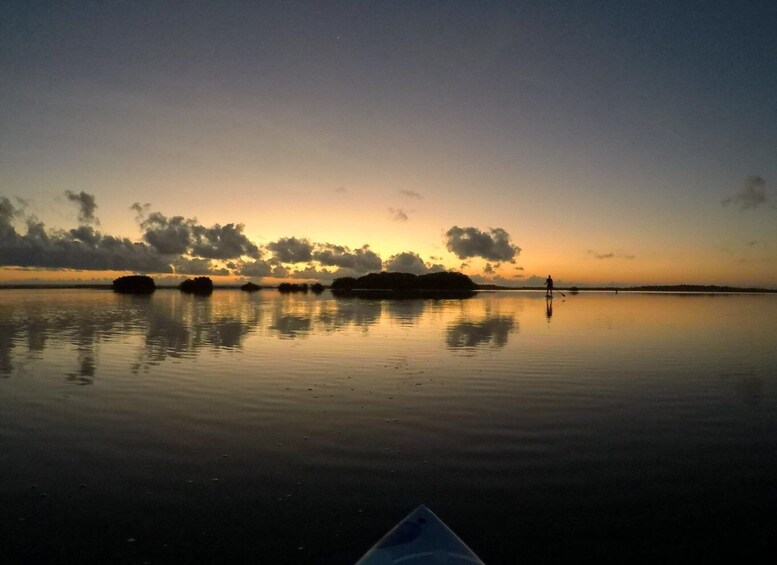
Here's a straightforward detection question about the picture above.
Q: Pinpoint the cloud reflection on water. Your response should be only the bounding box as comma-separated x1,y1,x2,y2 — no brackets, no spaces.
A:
0,290,515,380
445,315,516,350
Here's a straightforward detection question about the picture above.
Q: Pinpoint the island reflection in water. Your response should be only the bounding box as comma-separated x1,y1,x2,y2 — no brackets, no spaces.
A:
1,289,775,563
0,289,517,379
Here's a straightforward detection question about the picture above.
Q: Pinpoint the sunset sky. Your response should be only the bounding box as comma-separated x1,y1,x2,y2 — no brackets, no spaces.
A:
2,1,776,287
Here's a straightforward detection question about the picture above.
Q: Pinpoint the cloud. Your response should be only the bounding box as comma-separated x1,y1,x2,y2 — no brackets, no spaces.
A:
722,176,769,210
398,190,422,199
383,251,444,275
588,250,636,260
468,273,522,285
272,264,289,278
1,196,266,275
139,211,193,255
65,191,99,224
389,208,409,221
445,226,520,262
483,263,494,274
238,260,274,278
0,200,172,272
287,265,335,280
312,244,382,274
69,225,101,246
523,275,547,286
135,207,260,259
172,257,229,276
131,202,151,222
0,197,20,228
191,223,261,260
335,186,347,193
4,194,525,283
267,237,313,263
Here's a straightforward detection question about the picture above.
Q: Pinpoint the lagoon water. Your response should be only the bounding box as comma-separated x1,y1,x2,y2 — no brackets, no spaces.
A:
1,289,775,563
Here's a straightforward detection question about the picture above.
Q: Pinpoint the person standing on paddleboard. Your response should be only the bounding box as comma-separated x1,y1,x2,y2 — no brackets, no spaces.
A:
545,275,554,297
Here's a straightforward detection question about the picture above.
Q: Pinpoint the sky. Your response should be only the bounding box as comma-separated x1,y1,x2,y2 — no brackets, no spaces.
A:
2,1,776,287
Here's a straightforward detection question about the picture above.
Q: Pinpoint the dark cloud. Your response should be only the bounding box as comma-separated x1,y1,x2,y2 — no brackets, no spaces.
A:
267,237,313,263
1,196,264,275
191,223,261,260
0,197,20,229
239,260,274,278
172,257,229,276
272,264,289,278
445,226,520,262
288,265,335,280
70,225,101,246
135,207,260,260
399,190,422,199
722,176,769,210
131,202,151,222
312,244,382,273
383,251,444,275
0,203,172,272
588,250,635,260
65,191,99,224
139,212,193,255
483,263,494,274
389,208,409,222
3,194,513,282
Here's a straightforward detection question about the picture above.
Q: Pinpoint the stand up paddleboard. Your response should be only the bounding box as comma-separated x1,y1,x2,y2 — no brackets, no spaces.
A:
356,505,484,564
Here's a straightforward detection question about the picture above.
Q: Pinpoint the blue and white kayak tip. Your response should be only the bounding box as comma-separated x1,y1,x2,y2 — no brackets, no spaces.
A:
356,505,484,564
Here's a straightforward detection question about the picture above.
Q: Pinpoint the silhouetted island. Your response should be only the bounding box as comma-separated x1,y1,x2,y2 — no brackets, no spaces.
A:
240,282,261,292
179,277,214,295
278,283,308,293
113,275,155,294
310,283,325,294
331,271,476,298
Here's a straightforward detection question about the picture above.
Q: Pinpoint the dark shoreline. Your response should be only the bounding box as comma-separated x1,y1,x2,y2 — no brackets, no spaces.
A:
477,284,777,293
1,284,775,293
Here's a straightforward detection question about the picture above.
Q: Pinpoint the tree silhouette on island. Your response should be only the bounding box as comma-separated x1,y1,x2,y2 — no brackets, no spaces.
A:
331,271,476,297
179,277,213,295
113,275,155,294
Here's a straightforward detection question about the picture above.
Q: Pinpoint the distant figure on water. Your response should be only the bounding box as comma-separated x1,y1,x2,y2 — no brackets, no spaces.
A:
545,275,554,297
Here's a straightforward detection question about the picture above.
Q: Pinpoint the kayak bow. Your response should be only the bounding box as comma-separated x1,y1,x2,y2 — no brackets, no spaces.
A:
356,505,484,564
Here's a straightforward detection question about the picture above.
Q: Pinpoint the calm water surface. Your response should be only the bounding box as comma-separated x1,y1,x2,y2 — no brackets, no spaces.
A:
1,289,775,563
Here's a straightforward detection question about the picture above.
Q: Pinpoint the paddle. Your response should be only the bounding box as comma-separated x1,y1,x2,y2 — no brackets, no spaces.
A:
553,288,566,298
